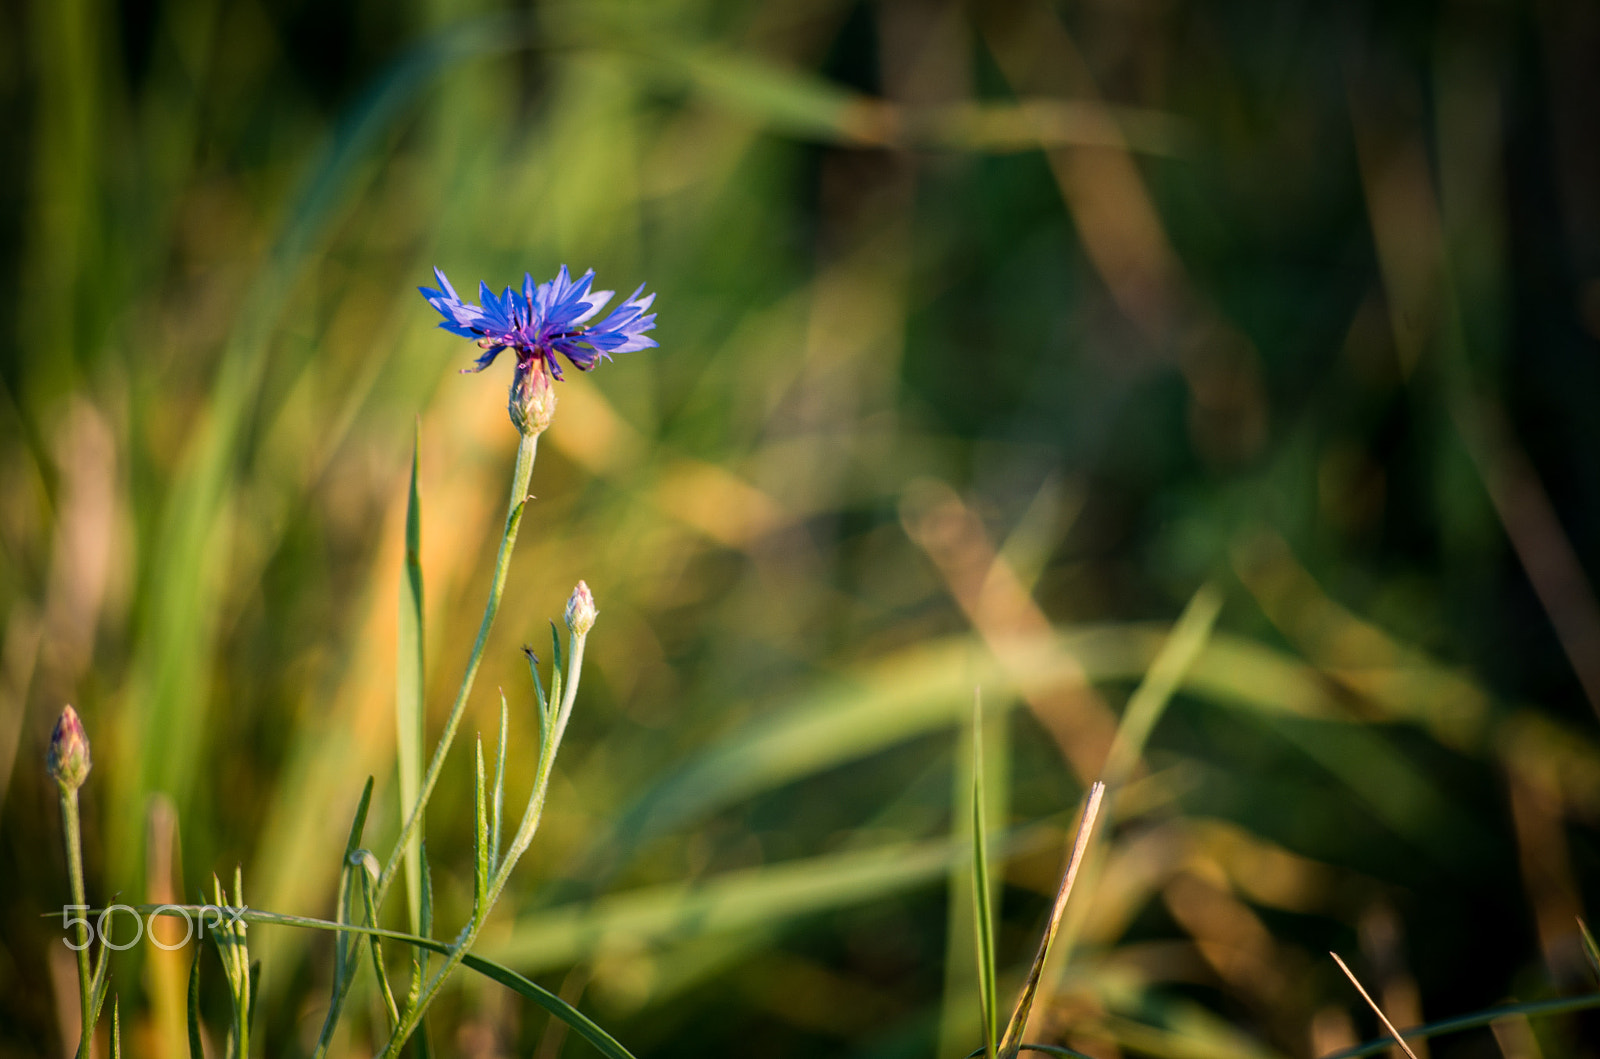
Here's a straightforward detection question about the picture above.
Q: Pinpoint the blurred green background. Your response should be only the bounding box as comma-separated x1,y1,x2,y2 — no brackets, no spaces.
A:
2,0,1599,1056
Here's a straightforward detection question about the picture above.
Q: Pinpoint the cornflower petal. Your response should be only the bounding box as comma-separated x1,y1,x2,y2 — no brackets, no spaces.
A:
572,289,615,325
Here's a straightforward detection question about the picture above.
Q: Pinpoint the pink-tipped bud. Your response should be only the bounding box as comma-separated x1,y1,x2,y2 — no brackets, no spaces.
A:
509,360,557,438
47,705,92,792
565,581,597,636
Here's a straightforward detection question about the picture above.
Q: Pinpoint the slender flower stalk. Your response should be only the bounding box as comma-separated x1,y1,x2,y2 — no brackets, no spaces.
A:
377,594,596,1058
375,431,538,910
49,705,94,1057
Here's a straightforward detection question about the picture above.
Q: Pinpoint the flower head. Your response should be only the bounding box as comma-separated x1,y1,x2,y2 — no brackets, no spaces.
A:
48,704,92,792
422,265,656,399
422,266,656,434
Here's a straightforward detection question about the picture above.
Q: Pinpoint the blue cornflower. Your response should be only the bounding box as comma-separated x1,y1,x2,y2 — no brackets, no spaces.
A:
421,265,657,435
421,265,658,379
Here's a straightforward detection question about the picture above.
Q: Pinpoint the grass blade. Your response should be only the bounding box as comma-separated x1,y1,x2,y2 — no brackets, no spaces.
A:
340,778,374,977
1317,992,1600,1059
411,845,436,1059
398,424,426,935
1330,951,1420,1059
188,948,204,1059
313,780,373,1058
1100,582,1223,791
998,781,1105,1059
111,998,121,1059
474,736,489,916
246,960,260,1040
972,693,999,1059
344,778,375,858
1579,918,1599,982
82,919,114,1057
420,841,434,938
460,953,637,1059
404,848,434,1056
492,693,508,873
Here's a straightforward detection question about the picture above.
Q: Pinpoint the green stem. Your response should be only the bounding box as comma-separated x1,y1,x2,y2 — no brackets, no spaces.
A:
376,432,538,910
233,975,249,1059
376,631,587,1059
363,872,401,1029
60,787,93,1059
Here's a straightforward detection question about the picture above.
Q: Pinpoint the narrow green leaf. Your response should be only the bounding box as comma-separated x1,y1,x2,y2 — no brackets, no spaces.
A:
87,916,113,1029
492,694,509,872
246,960,261,1040
459,953,638,1059
345,778,376,856
474,737,489,915
1100,582,1223,791
331,860,353,992
1580,918,1600,982
208,875,231,986
405,950,424,1022
398,425,426,935
524,646,549,726
110,998,121,1059
998,782,1105,1059
549,619,564,677
406,840,437,1056
361,869,401,1027
336,778,375,982
420,841,434,938
246,959,259,1036
315,861,364,1058
187,949,204,1059
971,693,999,1059
548,661,564,740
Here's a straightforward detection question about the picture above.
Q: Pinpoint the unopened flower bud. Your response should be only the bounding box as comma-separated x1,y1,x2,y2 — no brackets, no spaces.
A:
47,705,92,792
509,360,557,437
565,581,597,636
